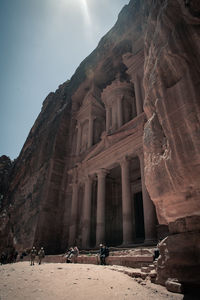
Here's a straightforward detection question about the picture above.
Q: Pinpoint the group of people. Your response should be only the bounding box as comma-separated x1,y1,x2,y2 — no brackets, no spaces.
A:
65,246,79,263
64,244,109,265
0,246,45,266
0,250,18,264
30,246,45,266
1,243,110,266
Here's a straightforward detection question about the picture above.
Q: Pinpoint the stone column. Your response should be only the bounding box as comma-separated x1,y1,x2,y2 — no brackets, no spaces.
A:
106,107,111,132
134,75,143,115
82,175,92,248
88,117,94,148
132,99,137,119
139,154,157,242
112,104,117,131
117,98,123,128
76,123,82,155
120,157,133,245
96,169,107,246
69,182,79,245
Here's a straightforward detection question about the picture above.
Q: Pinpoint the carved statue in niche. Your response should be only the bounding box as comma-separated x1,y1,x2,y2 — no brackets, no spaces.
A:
122,97,136,124
102,78,135,133
72,128,78,155
93,118,105,145
80,120,88,153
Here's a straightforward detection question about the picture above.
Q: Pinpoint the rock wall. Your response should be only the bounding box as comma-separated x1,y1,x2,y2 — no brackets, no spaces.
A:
143,0,200,288
0,0,200,289
0,155,13,254
0,0,143,254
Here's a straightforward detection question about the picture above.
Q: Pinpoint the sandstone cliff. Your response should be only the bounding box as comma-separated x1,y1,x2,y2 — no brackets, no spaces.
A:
0,0,200,290
143,0,200,289
1,0,143,254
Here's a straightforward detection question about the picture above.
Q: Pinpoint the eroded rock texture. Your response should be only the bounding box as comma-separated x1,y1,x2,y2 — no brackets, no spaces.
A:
143,0,200,288
0,156,13,253
0,0,143,254
0,0,199,290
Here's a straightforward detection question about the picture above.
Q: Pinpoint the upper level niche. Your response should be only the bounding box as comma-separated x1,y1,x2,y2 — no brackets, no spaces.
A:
101,78,136,134
75,90,105,155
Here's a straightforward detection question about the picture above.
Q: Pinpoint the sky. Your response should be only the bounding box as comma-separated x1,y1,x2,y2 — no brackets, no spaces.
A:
0,0,129,160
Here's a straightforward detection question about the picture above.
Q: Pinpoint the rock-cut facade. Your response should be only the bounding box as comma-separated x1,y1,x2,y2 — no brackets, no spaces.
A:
0,0,200,289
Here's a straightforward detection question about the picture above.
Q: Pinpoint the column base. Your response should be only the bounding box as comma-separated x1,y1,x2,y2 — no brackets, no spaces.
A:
96,241,106,248
120,241,134,247
143,239,157,246
81,243,90,250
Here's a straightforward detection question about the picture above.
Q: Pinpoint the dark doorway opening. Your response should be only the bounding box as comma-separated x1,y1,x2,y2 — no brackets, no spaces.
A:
76,185,84,246
90,180,97,247
105,166,123,246
134,191,145,240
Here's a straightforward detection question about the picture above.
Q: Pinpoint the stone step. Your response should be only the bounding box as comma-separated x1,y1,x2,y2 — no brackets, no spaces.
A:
148,264,155,270
141,266,150,273
20,254,154,269
165,279,183,294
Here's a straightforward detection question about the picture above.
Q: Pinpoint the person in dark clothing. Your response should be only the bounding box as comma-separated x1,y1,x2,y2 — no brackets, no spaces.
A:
13,251,18,262
154,239,162,261
99,244,109,265
104,245,109,259
99,244,105,265
38,247,45,265
0,252,7,264
30,247,37,266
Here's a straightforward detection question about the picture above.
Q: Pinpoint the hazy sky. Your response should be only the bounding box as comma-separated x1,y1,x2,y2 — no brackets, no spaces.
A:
0,0,129,160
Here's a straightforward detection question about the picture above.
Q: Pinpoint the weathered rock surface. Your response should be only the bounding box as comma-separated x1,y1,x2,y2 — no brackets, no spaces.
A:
0,0,142,254
0,0,200,291
0,155,13,253
143,0,200,288
156,216,200,288
143,0,200,224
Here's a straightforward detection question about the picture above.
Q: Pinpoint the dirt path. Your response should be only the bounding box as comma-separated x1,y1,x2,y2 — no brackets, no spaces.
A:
0,262,183,300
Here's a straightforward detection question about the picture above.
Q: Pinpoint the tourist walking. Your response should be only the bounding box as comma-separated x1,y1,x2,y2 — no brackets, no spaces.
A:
30,247,37,266
38,247,45,265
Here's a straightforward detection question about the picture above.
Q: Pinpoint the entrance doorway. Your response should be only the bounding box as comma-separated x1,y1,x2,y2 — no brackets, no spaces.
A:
134,191,145,240
105,166,123,246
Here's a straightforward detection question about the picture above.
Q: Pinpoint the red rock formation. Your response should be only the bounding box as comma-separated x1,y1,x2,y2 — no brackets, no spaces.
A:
0,0,141,254
143,0,200,289
0,0,199,291
0,155,13,253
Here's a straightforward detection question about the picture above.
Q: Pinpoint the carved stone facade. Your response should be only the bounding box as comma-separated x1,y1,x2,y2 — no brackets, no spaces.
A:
67,52,157,248
1,0,199,290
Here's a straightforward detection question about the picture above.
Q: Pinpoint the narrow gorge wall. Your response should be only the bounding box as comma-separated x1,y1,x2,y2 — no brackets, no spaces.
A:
0,0,200,290
143,0,200,288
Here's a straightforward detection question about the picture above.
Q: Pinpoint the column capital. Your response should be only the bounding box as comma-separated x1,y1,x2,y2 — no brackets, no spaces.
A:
83,174,93,183
96,169,109,179
137,151,144,160
88,115,96,121
68,167,78,184
119,156,131,168
76,121,81,129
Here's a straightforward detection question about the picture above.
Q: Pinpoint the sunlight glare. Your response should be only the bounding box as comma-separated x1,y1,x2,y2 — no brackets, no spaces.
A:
79,0,91,27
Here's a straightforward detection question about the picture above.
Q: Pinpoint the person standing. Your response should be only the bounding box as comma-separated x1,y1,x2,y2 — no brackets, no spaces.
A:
99,244,106,265
99,244,109,265
38,247,45,265
30,247,37,266
13,250,18,263
72,246,79,263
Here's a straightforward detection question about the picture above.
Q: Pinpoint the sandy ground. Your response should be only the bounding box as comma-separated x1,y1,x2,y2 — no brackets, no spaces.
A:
0,262,184,300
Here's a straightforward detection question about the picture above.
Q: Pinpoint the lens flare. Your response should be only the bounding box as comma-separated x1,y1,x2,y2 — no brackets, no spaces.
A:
79,0,91,27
